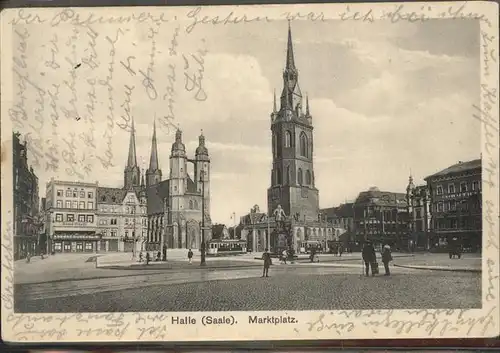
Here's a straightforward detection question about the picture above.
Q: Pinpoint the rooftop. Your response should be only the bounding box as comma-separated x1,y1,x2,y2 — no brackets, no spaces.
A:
424,159,481,180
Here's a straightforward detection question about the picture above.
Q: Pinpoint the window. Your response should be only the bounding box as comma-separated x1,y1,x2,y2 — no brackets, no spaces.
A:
448,184,455,194
80,191,85,198
194,200,198,209
85,242,93,250
88,201,94,209
436,185,443,195
444,202,449,212
472,180,480,191
55,213,63,222
64,243,71,251
125,231,129,238
88,192,93,199
54,243,62,251
450,219,457,229
66,190,71,197
78,215,86,222
72,191,77,197
87,215,94,223
285,130,292,148
111,219,117,225
125,218,129,225
65,201,71,208
72,201,78,209
57,190,63,197
460,182,467,192
305,170,311,185
437,202,443,212
298,168,303,185
67,214,74,222
299,132,308,157
56,200,62,208
416,209,422,218
276,168,281,185
101,195,106,202
79,201,85,209
189,200,193,209
111,230,117,237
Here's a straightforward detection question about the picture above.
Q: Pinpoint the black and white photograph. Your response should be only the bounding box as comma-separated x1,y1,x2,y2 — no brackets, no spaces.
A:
1,2,499,343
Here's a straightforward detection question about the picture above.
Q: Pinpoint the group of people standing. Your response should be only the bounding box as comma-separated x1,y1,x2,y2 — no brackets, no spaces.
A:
362,241,393,276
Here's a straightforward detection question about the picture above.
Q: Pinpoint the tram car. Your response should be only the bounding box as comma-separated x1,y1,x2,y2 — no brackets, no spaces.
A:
206,239,247,256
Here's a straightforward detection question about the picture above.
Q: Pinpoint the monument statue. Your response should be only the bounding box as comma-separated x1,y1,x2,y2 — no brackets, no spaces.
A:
273,204,286,230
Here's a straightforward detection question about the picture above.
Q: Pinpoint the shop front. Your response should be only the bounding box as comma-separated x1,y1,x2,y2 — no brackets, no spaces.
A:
14,235,38,260
52,231,100,253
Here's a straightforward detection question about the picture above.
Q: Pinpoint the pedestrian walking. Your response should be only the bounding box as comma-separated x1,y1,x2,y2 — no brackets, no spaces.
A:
339,246,343,257
281,249,288,264
145,252,151,265
188,249,193,264
382,244,393,276
139,252,143,263
362,241,376,276
261,248,272,277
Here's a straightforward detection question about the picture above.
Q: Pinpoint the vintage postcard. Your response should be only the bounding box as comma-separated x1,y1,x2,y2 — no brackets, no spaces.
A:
1,1,499,344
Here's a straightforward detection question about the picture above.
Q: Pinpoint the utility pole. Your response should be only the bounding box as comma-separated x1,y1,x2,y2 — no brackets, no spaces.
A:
200,170,206,266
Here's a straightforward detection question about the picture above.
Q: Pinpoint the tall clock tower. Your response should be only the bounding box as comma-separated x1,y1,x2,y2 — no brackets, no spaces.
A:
267,22,319,222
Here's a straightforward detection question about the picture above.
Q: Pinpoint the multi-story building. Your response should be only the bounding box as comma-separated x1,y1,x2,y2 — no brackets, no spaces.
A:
45,179,100,253
351,187,409,251
146,121,212,252
96,118,148,254
239,24,336,253
424,159,482,252
406,175,432,250
13,131,40,260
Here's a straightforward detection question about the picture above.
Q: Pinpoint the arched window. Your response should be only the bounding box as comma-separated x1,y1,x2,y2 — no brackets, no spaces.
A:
285,130,292,148
300,132,308,157
194,200,198,209
298,168,303,185
189,200,193,209
286,166,291,184
306,170,311,185
101,196,106,202
276,168,282,185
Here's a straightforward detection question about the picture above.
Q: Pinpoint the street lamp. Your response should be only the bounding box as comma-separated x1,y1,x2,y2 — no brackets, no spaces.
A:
200,170,206,266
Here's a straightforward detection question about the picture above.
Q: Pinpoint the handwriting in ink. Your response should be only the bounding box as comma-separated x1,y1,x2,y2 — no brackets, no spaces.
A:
306,313,355,334
139,27,159,100
118,84,135,131
44,34,60,70
169,25,180,56
481,31,497,78
49,8,168,27
137,325,167,340
120,55,137,76
183,46,208,101
282,11,325,21
2,217,15,312
9,9,45,25
97,28,124,169
185,7,271,34
486,258,498,301
78,78,97,151
82,25,100,69
62,27,81,121
340,6,374,22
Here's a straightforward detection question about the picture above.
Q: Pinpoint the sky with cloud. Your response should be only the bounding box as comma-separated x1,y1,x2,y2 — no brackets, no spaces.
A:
9,16,480,225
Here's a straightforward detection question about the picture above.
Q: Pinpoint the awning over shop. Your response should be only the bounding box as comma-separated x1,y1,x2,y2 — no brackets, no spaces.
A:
53,231,100,241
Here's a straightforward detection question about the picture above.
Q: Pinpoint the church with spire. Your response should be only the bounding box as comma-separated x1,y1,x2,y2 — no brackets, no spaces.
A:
94,117,211,253
145,123,211,251
240,22,337,253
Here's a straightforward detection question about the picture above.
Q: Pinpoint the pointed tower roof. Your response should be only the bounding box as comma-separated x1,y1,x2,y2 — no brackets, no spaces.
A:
285,20,296,72
126,118,138,168
148,119,160,172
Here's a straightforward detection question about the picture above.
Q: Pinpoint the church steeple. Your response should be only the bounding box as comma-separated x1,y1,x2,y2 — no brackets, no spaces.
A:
285,20,296,73
146,119,162,187
124,118,141,189
127,118,138,168
279,21,303,121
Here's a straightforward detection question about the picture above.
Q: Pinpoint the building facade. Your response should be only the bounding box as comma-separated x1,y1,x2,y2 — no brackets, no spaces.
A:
96,118,148,254
146,122,212,251
406,176,432,250
240,24,334,253
424,159,482,252
13,132,40,260
45,180,100,253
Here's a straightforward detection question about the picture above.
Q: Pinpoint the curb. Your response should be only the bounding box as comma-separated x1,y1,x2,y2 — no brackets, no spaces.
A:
394,264,481,273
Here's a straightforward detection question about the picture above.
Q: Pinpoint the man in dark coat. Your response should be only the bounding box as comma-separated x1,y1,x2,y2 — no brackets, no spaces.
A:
261,248,272,277
362,241,376,276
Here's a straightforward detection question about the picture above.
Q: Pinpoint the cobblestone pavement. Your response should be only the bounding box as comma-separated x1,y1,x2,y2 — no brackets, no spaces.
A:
16,265,480,313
